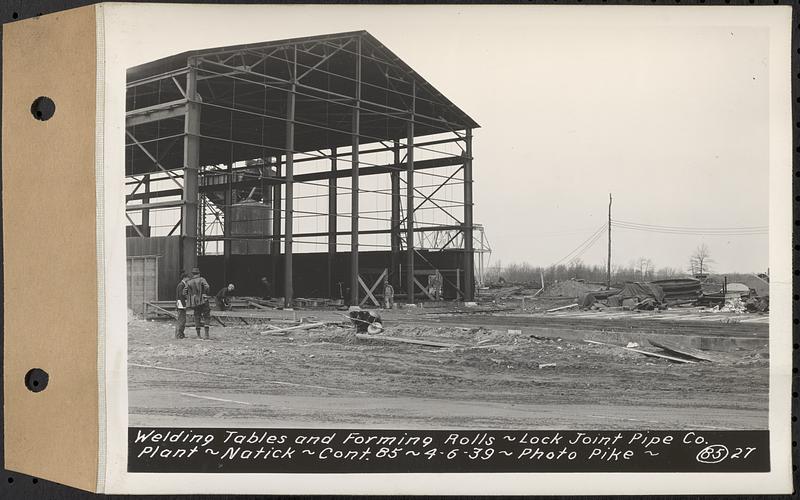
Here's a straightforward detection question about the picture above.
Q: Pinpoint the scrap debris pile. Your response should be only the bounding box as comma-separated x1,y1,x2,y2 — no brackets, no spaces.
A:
473,274,768,316
575,277,768,313
579,282,665,311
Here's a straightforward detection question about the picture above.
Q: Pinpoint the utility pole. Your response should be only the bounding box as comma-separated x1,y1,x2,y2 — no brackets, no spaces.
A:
607,193,612,288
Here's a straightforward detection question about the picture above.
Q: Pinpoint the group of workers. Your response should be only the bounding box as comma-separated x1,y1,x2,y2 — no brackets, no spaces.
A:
172,267,443,339
379,273,441,307
174,267,273,340
174,268,210,340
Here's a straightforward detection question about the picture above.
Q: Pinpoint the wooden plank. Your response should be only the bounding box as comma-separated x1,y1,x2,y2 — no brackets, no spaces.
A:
361,269,388,306
647,339,720,362
260,322,327,335
364,270,388,306
209,310,297,319
355,334,464,349
145,301,178,319
583,339,696,364
425,306,516,315
413,277,436,301
546,303,578,313
358,275,380,307
334,311,375,326
468,344,504,350
170,306,294,322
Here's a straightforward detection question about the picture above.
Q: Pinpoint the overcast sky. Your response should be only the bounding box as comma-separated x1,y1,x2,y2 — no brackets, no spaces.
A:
111,4,784,274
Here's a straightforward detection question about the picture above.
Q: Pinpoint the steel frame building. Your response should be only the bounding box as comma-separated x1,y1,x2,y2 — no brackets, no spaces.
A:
125,31,482,306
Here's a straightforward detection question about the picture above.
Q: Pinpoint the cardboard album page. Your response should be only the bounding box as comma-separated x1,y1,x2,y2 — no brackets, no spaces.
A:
4,3,794,494
3,5,101,493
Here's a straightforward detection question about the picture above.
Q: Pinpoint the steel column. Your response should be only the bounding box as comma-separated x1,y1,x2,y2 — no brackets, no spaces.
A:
271,158,282,286
262,159,274,254
390,141,401,288
328,147,337,299
182,58,201,272
259,160,274,290
463,128,474,301
141,174,151,237
223,163,233,283
350,36,362,306
406,82,416,302
284,84,296,307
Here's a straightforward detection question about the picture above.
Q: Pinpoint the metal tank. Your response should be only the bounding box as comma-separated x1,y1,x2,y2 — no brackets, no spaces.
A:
230,199,273,255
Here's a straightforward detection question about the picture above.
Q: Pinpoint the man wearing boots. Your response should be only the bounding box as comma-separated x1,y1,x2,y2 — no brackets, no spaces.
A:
175,271,190,339
186,267,211,339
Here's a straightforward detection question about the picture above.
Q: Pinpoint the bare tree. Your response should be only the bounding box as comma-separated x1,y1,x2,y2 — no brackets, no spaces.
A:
635,257,654,281
656,266,682,279
689,244,713,275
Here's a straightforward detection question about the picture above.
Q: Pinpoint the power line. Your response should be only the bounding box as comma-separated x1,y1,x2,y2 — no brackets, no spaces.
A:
567,227,607,265
549,223,608,268
613,219,767,231
612,220,766,236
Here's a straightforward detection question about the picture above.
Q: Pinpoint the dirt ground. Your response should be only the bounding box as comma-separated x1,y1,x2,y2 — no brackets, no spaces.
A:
128,313,769,430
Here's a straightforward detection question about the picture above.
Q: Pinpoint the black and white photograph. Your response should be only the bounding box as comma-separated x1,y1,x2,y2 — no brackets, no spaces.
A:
125,10,772,431
107,2,792,494
1,2,793,496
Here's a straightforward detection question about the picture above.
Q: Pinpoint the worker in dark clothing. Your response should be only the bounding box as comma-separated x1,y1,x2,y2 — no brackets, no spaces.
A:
383,279,395,309
186,267,211,339
174,271,190,339
215,283,235,311
260,277,272,300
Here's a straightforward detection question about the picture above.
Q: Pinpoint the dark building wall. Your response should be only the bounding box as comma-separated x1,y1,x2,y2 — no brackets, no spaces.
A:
126,236,182,301
198,250,470,301
127,235,472,302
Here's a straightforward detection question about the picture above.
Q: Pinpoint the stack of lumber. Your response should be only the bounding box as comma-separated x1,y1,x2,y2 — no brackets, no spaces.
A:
651,278,702,302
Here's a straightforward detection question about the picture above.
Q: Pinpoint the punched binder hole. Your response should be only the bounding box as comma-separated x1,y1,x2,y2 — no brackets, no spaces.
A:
24,368,49,392
11,12,18,19
30,96,55,121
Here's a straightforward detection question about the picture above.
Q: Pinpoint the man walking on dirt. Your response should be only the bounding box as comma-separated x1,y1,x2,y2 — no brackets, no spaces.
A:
186,267,211,339
174,271,190,339
383,279,394,309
